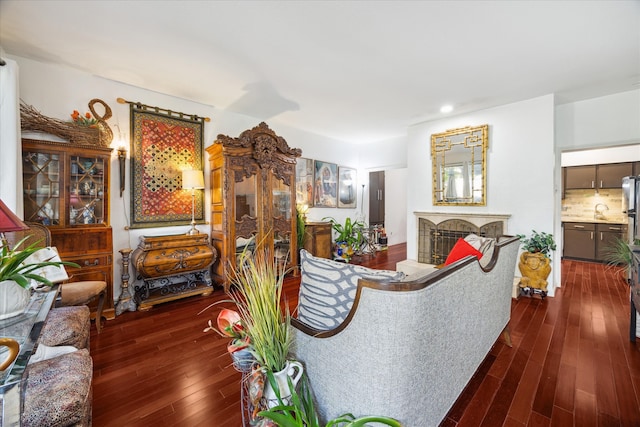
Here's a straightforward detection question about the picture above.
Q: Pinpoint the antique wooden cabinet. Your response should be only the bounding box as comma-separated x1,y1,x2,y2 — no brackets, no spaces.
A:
205,122,301,286
303,222,332,259
21,138,115,319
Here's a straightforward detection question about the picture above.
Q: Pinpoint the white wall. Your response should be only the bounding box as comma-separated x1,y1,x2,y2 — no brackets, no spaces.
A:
407,95,558,291
556,89,640,150
561,145,640,166
8,55,407,304
384,168,408,246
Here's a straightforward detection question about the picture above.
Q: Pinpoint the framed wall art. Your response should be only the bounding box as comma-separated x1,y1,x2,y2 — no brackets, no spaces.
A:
127,100,207,228
295,157,314,207
313,160,338,208
338,166,357,208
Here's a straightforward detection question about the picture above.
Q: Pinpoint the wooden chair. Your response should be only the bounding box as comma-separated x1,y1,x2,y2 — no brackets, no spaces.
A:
5,222,107,333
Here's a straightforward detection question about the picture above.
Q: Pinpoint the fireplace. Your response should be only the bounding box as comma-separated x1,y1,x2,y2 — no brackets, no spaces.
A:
398,212,511,273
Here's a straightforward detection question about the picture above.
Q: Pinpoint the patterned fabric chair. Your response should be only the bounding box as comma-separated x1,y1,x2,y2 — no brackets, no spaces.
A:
22,349,93,427
39,306,91,349
5,222,107,332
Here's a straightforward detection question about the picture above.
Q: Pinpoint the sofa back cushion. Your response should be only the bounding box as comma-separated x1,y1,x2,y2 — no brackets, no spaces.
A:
297,249,405,330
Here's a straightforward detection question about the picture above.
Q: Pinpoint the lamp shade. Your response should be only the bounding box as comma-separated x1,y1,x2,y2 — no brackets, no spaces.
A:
182,170,205,190
0,199,28,233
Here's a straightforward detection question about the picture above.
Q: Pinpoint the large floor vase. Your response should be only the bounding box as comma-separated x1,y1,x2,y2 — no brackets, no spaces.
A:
518,252,551,295
263,360,304,408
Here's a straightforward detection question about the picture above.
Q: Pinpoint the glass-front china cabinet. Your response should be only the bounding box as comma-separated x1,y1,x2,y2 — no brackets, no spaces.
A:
206,122,301,287
21,138,115,319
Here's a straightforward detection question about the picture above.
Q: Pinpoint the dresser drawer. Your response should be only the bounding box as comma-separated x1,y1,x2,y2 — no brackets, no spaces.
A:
64,254,111,281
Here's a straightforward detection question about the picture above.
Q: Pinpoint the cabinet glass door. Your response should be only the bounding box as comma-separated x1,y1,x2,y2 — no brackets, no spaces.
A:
234,174,257,258
70,156,106,225
272,177,292,266
22,151,61,226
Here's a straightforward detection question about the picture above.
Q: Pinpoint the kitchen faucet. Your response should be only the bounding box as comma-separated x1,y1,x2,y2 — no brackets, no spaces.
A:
594,203,609,219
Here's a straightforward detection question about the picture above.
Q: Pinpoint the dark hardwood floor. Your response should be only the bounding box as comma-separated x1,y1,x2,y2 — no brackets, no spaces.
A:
90,244,640,426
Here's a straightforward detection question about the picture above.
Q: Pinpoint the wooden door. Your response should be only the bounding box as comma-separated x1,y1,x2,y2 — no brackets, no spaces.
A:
369,171,385,226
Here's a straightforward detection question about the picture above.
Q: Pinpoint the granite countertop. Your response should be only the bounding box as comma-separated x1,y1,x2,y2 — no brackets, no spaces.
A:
561,216,628,225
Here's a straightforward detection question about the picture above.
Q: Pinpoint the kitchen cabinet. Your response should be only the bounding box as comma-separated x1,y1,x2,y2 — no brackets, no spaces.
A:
595,223,628,262
562,221,627,262
303,222,332,259
564,162,633,190
21,138,115,319
563,222,596,260
205,122,301,287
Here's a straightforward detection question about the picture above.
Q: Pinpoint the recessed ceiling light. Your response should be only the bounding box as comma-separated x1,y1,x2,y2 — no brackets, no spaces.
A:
440,105,453,113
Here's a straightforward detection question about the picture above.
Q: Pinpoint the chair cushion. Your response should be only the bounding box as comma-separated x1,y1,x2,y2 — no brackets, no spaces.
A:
444,238,483,265
39,306,90,349
23,349,93,427
60,281,106,306
297,249,405,330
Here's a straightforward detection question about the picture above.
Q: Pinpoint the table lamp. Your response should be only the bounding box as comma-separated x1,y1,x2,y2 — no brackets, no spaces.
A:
0,198,29,249
182,170,205,235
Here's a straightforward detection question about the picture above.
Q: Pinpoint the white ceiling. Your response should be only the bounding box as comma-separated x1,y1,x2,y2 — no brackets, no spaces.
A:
1,1,639,144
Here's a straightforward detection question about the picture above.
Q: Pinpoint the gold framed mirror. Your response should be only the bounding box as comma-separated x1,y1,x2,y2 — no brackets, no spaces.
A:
432,124,488,206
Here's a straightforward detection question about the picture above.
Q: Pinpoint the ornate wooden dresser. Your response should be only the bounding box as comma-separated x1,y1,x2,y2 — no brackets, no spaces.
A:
131,233,217,311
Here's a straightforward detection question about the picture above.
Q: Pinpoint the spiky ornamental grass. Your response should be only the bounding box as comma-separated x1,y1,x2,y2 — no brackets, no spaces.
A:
229,249,292,373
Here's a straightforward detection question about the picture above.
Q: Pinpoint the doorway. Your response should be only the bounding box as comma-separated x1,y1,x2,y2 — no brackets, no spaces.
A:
369,171,385,227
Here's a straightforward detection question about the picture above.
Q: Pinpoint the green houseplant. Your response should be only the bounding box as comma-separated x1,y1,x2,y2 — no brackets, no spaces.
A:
224,247,304,411
517,230,556,298
602,237,640,280
517,230,556,258
258,371,402,427
322,217,364,262
296,205,307,254
0,236,79,319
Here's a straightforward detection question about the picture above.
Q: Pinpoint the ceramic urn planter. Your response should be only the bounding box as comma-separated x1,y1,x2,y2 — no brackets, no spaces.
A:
0,280,31,320
518,252,551,297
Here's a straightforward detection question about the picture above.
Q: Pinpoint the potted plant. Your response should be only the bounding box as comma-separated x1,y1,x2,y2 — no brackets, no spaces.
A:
517,230,556,298
258,371,402,427
322,217,364,262
0,237,79,319
602,237,640,281
296,205,307,264
225,248,302,411
204,308,254,371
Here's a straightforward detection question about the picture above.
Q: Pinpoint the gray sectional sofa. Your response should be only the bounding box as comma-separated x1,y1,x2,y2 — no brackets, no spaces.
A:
291,235,520,427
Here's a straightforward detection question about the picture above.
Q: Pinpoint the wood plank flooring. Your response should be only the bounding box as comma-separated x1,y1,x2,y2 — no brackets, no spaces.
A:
90,245,640,426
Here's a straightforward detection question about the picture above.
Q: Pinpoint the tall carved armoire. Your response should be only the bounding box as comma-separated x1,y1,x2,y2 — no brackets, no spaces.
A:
205,122,302,286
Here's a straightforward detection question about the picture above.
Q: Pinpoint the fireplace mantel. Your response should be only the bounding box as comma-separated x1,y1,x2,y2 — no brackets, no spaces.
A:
413,212,511,230
397,212,511,276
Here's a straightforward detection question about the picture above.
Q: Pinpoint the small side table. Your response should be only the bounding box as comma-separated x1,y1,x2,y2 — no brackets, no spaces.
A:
131,233,217,311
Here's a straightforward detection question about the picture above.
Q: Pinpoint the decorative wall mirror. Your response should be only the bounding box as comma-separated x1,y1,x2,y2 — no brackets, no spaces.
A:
432,124,488,206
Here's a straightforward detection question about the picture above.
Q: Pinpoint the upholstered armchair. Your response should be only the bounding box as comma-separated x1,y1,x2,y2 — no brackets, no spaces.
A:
5,222,107,332
291,236,520,427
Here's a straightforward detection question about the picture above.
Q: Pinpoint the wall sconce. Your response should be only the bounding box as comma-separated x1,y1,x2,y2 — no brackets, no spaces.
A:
182,170,205,235
117,146,127,197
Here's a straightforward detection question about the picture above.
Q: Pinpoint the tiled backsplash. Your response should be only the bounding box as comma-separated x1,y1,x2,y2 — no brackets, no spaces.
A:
561,188,626,223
